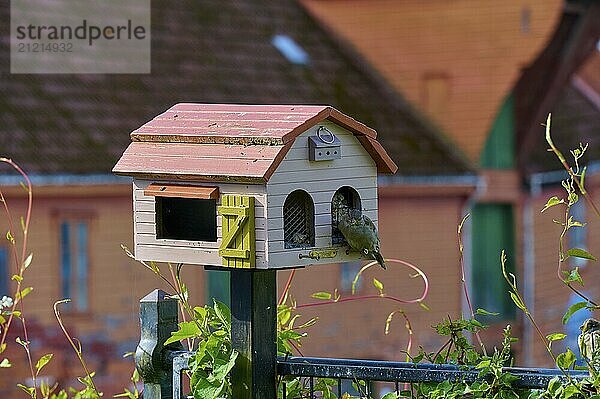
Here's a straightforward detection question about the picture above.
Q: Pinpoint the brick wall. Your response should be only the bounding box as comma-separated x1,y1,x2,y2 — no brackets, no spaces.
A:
284,191,467,360
525,180,600,366
0,185,206,396
0,184,469,395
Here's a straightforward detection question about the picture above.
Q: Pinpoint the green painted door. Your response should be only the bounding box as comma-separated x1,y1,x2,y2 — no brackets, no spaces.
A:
471,204,516,319
472,93,517,320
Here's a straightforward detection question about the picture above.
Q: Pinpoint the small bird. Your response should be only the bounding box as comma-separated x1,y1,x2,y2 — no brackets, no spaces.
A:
290,232,309,246
338,207,386,269
578,318,600,368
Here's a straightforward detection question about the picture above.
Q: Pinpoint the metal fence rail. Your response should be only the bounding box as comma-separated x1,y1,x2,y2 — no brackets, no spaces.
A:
277,356,590,392
170,352,590,398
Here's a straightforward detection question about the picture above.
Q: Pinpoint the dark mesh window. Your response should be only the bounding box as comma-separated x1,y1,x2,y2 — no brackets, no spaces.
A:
331,186,361,245
156,197,217,242
283,190,315,249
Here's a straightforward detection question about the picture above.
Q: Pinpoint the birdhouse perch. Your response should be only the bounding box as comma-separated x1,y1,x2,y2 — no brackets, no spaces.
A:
113,103,397,269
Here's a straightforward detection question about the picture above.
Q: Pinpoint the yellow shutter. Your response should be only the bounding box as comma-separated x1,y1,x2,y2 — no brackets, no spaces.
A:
218,195,256,268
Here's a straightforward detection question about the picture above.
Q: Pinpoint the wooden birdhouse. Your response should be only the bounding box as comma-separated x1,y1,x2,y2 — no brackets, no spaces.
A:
113,104,397,269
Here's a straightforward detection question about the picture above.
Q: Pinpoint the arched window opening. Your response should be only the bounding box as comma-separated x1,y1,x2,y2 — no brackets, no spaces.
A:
283,190,315,249
331,186,361,245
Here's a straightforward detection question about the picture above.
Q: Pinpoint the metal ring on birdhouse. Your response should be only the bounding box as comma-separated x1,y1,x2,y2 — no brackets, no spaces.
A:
316,126,336,144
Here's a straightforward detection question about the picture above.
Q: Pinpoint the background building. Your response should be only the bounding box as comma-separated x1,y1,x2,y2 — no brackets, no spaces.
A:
0,0,598,396
0,0,473,395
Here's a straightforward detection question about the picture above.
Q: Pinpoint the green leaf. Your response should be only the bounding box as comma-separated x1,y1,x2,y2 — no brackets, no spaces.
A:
11,274,22,282
164,321,201,345
35,353,53,374
541,196,564,212
562,268,583,286
562,384,580,399
546,333,566,342
278,330,306,341
193,306,208,321
373,278,384,294
567,216,585,228
15,287,33,302
510,292,526,311
311,292,332,300
475,359,490,369
17,383,35,398
113,390,134,398
193,376,224,399
562,301,588,324
567,192,578,206
556,348,576,370
475,308,499,316
211,351,238,381
566,248,596,261
0,358,11,368
277,306,291,326
213,300,231,330
22,253,33,270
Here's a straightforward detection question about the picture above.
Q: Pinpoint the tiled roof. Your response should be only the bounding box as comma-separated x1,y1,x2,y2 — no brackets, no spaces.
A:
517,38,600,175
0,1,472,177
112,103,397,182
524,79,600,175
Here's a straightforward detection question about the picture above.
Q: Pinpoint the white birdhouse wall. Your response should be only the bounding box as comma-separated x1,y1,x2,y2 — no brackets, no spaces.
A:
132,179,269,267
266,121,379,268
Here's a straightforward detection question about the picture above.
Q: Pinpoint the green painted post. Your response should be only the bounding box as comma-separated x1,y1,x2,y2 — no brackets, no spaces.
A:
230,269,277,399
135,289,183,399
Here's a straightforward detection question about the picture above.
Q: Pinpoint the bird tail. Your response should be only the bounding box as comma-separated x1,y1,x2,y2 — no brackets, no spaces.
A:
374,251,386,269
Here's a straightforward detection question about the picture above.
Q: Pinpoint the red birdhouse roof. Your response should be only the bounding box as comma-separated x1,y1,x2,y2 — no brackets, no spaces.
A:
113,103,397,183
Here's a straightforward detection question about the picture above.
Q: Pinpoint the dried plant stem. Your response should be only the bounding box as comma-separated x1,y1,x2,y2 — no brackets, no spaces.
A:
501,251,581,390
457,214,487,356
544,115,599,308
121,247,203,347
298,259,428,309
0,158,35,387
545,114,600,219
556,206,598,307
279,269,296,306
54,299,100,396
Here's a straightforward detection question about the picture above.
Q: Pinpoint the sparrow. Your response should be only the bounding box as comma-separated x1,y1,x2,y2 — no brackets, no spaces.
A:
338,207,386,269
578,318,600,368
290,232,309,246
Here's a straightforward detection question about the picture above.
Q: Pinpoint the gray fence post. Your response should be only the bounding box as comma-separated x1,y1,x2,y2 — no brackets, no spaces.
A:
230,269,277,399
135,289,183,399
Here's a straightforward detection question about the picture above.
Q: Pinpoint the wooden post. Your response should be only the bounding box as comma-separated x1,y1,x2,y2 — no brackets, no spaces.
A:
135,289,183,399
230,269,277,399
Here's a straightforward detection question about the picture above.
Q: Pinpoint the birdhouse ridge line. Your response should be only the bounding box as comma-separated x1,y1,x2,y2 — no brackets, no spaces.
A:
129,103,377,143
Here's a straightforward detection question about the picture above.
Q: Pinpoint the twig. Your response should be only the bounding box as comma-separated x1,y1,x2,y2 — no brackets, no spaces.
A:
54,299,100,396
279,269,296,306
457,214,487,356
0,158,35,387
545,114,600,218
